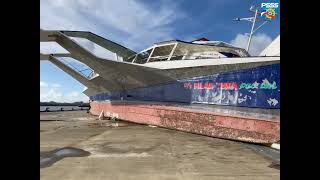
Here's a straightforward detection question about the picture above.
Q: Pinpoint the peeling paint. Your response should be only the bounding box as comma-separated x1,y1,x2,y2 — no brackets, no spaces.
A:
90,101,280,143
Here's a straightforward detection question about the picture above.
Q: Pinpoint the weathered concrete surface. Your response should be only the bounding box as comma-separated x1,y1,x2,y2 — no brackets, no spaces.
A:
40,111,279,180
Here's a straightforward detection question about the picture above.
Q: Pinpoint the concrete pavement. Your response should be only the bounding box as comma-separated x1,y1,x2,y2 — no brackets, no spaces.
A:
40,111,279,180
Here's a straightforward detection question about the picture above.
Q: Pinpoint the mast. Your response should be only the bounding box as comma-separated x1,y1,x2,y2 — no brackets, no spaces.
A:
233,5,269,53
246,8,258,51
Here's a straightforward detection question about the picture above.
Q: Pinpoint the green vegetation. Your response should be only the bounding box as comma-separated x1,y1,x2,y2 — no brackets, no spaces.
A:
40,101,89,107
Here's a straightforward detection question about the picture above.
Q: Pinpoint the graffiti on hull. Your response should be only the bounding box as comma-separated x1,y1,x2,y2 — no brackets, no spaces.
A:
90,64,280,109
183,78,278,107
179,64,280,108
239,79,277,90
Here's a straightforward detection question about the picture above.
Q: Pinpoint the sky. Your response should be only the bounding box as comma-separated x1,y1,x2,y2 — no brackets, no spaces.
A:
40,0,280,103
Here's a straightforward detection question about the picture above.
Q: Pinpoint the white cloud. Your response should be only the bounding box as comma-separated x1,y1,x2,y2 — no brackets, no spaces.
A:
52,83,61,88
230,33,273,56
40,81,48,87
66,91,87,101
40,81,89,102
40,0,185,52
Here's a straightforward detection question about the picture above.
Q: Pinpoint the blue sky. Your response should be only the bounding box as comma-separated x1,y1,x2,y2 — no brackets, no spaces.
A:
40,0,280,102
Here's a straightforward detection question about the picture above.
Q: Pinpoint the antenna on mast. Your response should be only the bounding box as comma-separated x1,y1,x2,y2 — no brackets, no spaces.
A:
233,5,270,53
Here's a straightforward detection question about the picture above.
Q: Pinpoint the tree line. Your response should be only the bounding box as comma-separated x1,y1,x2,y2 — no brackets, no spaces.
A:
40,101,89,107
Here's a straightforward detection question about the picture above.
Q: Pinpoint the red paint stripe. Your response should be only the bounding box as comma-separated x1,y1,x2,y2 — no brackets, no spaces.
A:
90,101,280,143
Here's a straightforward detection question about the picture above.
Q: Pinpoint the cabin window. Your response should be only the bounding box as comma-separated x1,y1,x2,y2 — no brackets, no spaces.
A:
148,44,175,62
134,49,152,64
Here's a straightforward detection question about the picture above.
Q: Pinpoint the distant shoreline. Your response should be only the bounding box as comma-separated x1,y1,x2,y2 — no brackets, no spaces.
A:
40,102,90,107
40,105,89,112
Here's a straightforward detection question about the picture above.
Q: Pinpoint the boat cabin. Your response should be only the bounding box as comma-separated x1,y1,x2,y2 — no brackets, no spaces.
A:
124,39,250,64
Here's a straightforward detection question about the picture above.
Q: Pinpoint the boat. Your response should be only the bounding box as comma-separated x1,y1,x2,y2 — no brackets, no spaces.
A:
40,29,280,144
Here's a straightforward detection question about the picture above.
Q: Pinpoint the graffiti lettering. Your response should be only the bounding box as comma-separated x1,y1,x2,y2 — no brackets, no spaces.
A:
239,79,277,90
260,79,277,89
184,82,193,89
219,82,238,90
184,82,214,89
184,82,239,90
239,81,260,89
194,83,201,89
267,98,278,106
205,82,214,89
194,82,214,89
185,80,276,91
238,95,247,103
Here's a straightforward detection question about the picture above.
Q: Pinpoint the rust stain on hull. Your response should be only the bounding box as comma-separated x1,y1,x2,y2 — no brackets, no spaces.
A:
90,101,279,143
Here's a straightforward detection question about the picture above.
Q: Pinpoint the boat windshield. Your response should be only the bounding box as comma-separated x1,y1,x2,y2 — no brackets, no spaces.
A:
134,49,152,64
148,44,176,62
128,44,177,64
125,41,249,64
